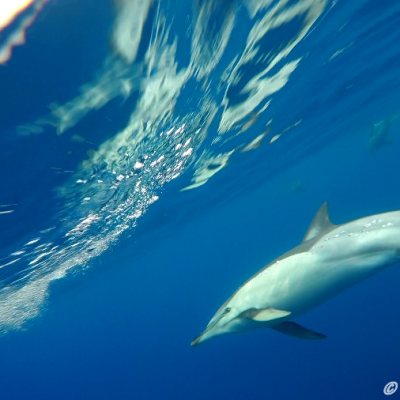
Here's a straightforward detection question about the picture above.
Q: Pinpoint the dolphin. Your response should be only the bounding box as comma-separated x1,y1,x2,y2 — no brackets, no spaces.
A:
192,203,400,346
289,179,306,194
368,118,394,154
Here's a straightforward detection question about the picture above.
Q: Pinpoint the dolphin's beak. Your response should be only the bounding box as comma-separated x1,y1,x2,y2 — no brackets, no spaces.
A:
191,332,206,347
191,325,214,346
192,315,223,346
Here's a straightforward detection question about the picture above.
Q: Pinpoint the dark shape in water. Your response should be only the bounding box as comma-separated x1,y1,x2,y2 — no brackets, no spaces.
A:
289,180,306,193
368,116,397,154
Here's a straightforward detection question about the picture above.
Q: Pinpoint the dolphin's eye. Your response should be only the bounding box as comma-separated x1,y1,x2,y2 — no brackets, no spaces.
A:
225,307,231,313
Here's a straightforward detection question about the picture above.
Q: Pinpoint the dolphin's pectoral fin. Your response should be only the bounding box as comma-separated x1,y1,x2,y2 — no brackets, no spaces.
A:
384,140,394,146
303,202,336,242
271,321,326,340
248,307,291,322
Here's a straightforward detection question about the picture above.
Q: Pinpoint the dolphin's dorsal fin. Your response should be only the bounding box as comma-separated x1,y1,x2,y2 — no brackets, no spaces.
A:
303,202,335,242
271,322,326,340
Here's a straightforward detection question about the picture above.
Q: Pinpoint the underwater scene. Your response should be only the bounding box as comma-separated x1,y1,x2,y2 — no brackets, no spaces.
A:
1,0,400,398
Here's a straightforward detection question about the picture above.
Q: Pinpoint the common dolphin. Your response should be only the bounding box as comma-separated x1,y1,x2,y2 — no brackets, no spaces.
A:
368,117,397,154
289,179,306,194
192,203,400,346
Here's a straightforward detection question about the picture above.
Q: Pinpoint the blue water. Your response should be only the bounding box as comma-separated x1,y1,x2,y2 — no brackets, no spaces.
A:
1,0,400,398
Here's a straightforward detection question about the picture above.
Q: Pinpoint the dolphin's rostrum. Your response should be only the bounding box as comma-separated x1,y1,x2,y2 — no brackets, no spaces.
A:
192,203,400,346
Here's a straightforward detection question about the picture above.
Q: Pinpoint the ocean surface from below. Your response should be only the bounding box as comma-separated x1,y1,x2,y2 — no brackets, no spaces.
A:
0,0,400,399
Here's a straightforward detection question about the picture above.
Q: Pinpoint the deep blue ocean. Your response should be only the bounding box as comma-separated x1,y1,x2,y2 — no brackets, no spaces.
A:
1,0,400,399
